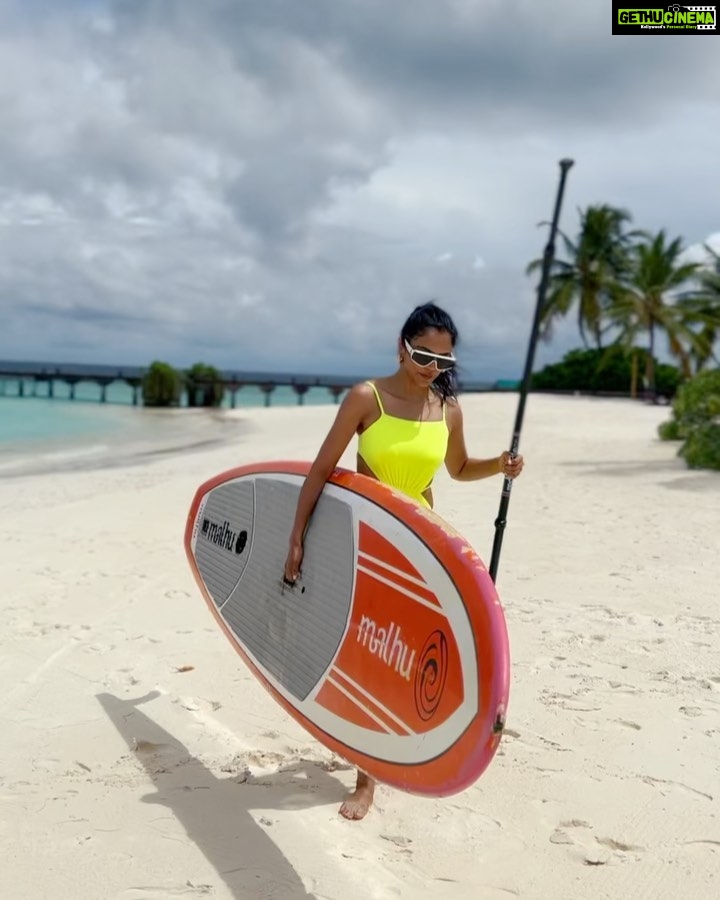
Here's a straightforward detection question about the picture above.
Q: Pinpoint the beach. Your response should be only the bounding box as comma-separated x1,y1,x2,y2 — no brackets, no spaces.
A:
1,393,718,900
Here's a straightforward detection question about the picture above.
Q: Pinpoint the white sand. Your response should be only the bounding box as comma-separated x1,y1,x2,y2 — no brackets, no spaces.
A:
1,394,718,900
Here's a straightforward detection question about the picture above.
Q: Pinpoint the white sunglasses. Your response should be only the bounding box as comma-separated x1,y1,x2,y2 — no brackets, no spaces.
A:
404,339,456,371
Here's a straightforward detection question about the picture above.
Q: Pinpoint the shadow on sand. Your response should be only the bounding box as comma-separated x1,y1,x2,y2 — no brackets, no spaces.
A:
560,457,719,491
97,691,350,900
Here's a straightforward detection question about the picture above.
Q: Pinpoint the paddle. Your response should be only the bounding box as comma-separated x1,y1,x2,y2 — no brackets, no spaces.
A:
488,158,575,584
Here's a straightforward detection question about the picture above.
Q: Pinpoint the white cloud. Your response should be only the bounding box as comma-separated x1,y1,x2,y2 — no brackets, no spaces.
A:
0,0,718,377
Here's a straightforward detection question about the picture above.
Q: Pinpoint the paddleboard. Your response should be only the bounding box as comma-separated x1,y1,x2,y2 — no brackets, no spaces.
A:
184,461,510,797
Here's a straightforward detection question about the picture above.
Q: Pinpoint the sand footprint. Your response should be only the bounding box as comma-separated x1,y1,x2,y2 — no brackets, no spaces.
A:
32,757,62,773
117,883,213,898
615,719,642,730
549,819,591,845
550,820,643,866
682,839,720,852
116,668,141,686
606,679,642,695
380,833,414,858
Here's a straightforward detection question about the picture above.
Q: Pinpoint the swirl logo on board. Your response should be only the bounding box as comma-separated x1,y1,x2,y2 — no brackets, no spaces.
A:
414,630,449,721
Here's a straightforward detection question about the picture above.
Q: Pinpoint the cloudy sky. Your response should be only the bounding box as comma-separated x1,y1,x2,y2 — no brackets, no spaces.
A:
1,0,718,379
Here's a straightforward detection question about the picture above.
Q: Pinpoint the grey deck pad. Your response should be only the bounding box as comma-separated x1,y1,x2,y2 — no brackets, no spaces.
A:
199,476,355,702
194,480,255,607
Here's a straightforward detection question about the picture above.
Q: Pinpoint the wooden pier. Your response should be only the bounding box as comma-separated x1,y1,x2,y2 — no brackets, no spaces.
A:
0,359,501,407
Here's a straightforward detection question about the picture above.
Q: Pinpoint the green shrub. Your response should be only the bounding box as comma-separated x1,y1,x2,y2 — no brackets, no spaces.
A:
658,368,720,470
532,347,621,392
680,422,720,470
655,363,683,399
532,346,682,397
670,368,720,434
185,362,225,408
142,360,183,407
657,419,681,441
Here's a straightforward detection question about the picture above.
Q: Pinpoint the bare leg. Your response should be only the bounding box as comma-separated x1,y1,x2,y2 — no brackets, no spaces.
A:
339,769,375,820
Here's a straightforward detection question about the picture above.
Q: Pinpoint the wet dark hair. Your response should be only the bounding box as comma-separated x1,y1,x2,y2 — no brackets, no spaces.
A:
400,301,459,403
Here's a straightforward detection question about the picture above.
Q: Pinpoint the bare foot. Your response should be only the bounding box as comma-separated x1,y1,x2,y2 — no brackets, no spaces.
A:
339,770,375,820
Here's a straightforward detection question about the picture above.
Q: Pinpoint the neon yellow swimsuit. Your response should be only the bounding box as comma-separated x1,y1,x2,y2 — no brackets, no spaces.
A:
357,381,449,508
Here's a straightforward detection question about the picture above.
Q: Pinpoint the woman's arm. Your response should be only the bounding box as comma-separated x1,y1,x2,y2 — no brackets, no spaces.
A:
443,400,524,482
284,383,372,581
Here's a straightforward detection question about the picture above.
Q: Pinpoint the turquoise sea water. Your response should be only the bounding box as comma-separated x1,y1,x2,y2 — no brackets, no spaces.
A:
0,378,345,477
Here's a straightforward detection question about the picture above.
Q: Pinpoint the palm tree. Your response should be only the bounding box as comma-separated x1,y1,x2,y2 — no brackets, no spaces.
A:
526,204,637,349
676,244,720,373
608,230,703,399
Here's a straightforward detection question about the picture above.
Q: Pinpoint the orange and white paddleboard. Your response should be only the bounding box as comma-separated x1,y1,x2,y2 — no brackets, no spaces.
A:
184,461,510,797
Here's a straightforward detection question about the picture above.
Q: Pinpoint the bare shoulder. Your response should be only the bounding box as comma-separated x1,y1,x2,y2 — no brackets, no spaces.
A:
444,395,463,427
344,381,378,407
338,381,379,420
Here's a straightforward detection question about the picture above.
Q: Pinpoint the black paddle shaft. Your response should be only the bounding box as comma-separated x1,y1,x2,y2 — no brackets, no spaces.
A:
488,158,575,584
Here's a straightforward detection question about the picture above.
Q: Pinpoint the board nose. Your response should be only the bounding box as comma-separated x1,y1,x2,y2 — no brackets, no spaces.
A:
190,480,255,609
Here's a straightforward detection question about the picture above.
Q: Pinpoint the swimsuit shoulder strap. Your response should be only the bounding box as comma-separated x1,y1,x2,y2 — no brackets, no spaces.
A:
365,380,385,415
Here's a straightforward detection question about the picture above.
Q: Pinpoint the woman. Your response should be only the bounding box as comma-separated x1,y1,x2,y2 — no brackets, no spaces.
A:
283,301,524,820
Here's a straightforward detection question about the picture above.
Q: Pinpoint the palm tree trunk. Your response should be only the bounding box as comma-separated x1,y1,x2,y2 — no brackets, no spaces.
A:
647,320,656,401
578,313,589,349
630,350,638,399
